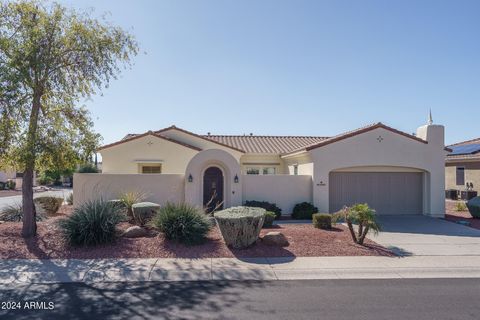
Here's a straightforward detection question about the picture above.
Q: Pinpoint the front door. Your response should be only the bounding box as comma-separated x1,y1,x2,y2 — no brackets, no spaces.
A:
203,167,224,213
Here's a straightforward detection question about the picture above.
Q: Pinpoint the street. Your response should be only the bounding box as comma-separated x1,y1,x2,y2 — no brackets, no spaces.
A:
0,188,72,210
0,278,479,320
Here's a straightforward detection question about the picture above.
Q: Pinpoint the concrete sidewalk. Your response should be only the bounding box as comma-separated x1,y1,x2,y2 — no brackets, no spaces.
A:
2,255,480,284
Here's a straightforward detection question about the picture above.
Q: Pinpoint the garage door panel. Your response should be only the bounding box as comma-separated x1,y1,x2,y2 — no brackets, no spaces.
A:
329,172,423,215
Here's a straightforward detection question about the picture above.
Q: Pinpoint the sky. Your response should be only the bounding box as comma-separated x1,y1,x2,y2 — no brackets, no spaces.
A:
58,0,480,145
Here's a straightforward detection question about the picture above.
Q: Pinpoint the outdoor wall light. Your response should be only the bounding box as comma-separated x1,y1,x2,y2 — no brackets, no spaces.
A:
234,174,239,183
188,174,193,183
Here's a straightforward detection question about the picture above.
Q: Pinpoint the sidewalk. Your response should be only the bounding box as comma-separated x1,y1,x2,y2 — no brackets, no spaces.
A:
2,255,480,284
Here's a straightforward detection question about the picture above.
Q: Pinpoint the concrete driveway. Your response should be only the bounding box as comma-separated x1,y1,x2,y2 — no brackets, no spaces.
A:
370,215,480,256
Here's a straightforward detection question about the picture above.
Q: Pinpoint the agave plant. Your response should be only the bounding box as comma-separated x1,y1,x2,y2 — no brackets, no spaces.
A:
332,203,381,245
0,203,46,222
119,190,148,218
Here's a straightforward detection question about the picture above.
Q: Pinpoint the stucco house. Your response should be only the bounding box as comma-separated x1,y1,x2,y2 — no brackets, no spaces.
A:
445,137,480,197
75,119,447,217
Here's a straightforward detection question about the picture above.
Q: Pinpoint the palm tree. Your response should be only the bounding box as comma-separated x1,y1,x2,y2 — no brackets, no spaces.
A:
332,203,381,245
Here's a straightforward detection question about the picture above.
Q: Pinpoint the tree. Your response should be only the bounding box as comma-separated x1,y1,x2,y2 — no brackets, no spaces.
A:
0,1,138,237
332,203,381,245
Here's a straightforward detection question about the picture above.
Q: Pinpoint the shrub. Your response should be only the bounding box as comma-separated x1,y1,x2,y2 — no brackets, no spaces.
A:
58,199,123,246
34,196,63,215
263,211,276,228
455,201,468,212
332,203,381,245
77,163,99,173
467,197,480,218
119,191,148,219
67,193,74,205
292,202,318,220
0,203,46,222
6,180,16,190
132,202,160,226
313,213,332,230
151,202,211,245
244,200,282,219
214,206,265,249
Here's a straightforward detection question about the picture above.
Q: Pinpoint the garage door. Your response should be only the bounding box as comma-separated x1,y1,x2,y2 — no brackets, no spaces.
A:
329,172,423,215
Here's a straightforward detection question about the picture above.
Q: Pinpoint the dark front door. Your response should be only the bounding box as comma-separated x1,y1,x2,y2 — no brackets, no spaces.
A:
203,167,224,213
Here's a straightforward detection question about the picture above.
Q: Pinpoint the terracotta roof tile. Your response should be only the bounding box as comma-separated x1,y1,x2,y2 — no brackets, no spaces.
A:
201,135,329,154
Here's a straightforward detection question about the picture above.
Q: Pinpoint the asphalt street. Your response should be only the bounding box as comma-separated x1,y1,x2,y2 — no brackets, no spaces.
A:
0,188,72,210
0,278,479,320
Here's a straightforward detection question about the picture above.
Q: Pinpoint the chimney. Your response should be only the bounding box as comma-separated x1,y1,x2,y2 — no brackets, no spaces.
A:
416,110,444,148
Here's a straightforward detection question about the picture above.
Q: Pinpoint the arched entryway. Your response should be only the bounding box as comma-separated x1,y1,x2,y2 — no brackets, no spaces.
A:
203,166,224,213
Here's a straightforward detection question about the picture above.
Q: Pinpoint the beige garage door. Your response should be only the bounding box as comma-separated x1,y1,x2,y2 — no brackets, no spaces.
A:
329,172,423,215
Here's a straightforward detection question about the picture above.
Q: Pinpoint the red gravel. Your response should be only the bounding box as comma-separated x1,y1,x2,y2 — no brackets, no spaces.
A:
0,206,394,259
445,200,480,230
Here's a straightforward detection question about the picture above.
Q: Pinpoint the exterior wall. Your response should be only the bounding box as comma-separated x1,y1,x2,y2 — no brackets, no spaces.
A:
242,175,313,214
309,126,446,217
73,173,185,207
240,154,287,174
0,169,16,182
446,161,480,191
283,153,313,175
99,135,198,174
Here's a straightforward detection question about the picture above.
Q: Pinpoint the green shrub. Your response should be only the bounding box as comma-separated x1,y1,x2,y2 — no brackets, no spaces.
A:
244,200,282,219
0,203,46,222
292,202,318,219
6,180,16,190
455,201,468,212
214,206,265,248
263,211,276,228
132,202,160,226
467,197,480,218
151,202,211,245
77,163,99,173
34,196,63,215
313,213,332,230
58,199,123,246
67,193,74,205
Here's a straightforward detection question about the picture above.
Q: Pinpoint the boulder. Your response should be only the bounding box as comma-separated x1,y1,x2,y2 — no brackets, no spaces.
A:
262,232,289,246
122,226,148,238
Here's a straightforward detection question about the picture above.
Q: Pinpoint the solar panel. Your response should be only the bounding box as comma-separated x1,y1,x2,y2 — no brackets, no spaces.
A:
450,143,480,155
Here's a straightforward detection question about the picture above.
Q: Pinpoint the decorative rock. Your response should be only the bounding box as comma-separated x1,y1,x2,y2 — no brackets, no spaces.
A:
262,232,289,246
122,226,148,238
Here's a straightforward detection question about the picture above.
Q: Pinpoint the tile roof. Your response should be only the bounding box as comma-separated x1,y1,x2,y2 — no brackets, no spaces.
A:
202,135,329,154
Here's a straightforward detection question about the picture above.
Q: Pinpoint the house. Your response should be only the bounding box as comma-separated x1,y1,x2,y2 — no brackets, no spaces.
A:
75,119,447,217
445,137,480,197
0,168,37,189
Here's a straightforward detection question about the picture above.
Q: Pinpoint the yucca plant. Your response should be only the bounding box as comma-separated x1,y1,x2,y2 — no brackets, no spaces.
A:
58,199,124,246
151,202,211,245
332,203,381,245
119,191,148,219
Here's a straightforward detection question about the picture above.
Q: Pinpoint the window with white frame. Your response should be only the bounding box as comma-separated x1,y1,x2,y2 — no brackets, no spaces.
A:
246,167,260,175
262,167,276,175
293,165,298,175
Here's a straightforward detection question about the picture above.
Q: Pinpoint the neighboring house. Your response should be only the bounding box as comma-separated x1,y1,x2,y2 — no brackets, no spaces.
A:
77,119,447,216
445,137,480,194
0,168,37,189
0,169,16,183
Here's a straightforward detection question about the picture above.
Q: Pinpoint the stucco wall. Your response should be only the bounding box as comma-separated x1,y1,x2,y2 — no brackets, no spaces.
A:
73,173,185,207
309,126,446,217
240,154,287,174
99,135,198,174
242,175,313,214
446,161,480,191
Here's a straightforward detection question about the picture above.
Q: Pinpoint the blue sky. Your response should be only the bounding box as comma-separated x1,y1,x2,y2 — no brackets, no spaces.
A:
60,0,480,145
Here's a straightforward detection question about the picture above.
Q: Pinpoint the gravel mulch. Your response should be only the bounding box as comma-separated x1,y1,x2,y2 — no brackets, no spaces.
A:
445,200,480,230
0,206,394,259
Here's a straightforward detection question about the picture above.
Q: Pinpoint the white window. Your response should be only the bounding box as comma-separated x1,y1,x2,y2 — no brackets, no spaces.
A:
293,165,298,175
246,168,260,175
262,167,276,175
